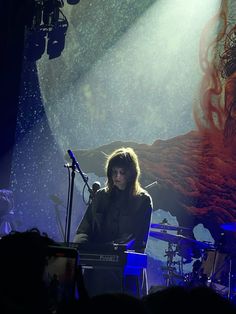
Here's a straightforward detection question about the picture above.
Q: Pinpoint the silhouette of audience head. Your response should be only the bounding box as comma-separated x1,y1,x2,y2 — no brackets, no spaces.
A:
143,286,190,314
0,228,55,314
2,227,235,314
87,292,148,314
189,286,236,313
142,285,236,314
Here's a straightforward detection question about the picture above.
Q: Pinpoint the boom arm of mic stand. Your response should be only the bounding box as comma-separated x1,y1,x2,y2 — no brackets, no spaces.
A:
67,149,92,193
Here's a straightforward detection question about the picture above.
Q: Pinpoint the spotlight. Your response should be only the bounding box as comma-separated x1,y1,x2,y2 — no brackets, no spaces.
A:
67,0,80,4
24,0,78,61
24,28,47,62
43,0,63,26
47,21,68,59
25,1,44,29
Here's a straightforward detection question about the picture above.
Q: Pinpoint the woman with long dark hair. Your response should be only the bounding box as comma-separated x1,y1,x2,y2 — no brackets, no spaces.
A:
73,147,153,297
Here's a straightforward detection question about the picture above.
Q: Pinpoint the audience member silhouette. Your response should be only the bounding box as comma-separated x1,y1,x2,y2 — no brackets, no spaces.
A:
142,285,236,314
189,286,236,313
0,227,90,314
1,228,235,314
0,228,55,314
87,292,149,314
142,286,190,314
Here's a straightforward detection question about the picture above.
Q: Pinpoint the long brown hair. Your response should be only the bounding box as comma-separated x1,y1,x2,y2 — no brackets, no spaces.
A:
105,147,143,196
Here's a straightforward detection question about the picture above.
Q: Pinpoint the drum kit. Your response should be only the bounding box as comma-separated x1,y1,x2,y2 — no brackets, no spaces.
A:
149,220,236,300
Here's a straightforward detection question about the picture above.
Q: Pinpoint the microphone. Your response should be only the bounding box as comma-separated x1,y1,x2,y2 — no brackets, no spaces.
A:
89,181,101,202
92,181,101,193
67,149,76,161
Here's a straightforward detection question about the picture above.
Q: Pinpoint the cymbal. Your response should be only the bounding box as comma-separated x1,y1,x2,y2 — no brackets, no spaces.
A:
150,223,190,232
149,230,212,250
220,222,236,232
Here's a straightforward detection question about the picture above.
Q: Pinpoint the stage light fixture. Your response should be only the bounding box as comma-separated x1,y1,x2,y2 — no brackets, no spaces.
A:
43,0,64,26
47,21,68,59
24,0,79,61
24,28,47,62
25,0,43,29
67,0,80,4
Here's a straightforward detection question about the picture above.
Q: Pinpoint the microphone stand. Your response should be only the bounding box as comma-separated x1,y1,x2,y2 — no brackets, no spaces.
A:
66,149,92,245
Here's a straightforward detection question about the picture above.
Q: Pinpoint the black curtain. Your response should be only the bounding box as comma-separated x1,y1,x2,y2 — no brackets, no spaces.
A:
0,0,27,188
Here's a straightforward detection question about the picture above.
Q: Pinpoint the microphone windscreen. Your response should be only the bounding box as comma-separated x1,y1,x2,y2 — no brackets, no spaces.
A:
92,181,101,192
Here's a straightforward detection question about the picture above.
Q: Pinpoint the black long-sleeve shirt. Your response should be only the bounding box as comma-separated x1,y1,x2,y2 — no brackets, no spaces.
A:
75,187,153,252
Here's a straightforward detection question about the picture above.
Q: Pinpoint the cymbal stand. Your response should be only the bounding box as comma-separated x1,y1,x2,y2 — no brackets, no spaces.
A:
178,257,184,277
228,257,232,301
164,242,177,287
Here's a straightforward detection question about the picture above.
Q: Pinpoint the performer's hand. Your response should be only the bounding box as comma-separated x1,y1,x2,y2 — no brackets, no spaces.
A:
73,233,88,244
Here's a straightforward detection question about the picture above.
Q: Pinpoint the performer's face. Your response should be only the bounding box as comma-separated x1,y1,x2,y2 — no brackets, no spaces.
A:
111,167,128,190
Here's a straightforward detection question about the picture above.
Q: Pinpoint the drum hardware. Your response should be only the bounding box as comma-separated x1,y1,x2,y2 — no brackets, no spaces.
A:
149,230,213,261
183,259,208,288
149,227,215,288
150,222,191,232
162,242,184,287
197,248,235,301
149,230,212,249
228,257,233,300
149,229,185,269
